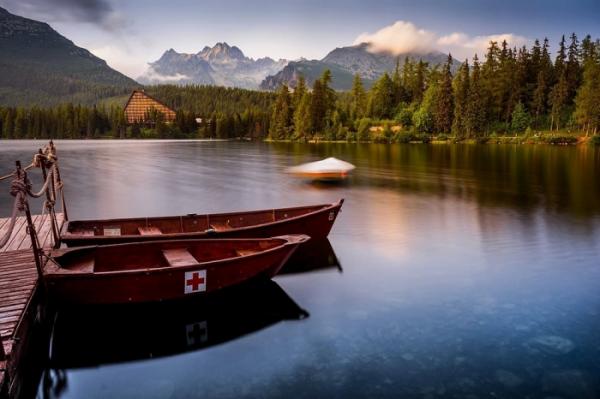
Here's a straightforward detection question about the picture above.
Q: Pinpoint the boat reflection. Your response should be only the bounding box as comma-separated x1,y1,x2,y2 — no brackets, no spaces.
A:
279,238,342,275
47,279,308,369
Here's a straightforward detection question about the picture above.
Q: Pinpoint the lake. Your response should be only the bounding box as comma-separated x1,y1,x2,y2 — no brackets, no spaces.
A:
1,140,600,398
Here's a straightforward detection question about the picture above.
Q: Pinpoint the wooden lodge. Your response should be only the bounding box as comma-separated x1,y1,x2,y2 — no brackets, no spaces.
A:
124,90,176,124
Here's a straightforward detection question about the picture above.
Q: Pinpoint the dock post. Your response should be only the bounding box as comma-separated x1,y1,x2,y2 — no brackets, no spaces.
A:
39,149,60,249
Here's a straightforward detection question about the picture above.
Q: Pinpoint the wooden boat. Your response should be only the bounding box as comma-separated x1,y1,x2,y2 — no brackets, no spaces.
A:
61,199,344,247
287,157,355,181
43,235,309,304
47,280,308,369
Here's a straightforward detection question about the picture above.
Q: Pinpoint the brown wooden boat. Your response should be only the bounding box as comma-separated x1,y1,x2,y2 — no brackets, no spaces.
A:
61,199,344,247
43,235,309,304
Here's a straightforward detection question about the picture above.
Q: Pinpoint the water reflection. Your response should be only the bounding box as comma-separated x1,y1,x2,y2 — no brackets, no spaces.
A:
48,280,307,370
279,238,342,275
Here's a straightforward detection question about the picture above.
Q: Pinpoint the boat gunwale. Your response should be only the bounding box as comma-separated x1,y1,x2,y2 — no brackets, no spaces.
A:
46,235,309,277
61,199,344,240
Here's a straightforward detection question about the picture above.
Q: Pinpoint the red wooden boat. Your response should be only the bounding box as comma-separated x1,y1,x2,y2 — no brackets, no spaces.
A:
61,199,344,247
43,235,309,304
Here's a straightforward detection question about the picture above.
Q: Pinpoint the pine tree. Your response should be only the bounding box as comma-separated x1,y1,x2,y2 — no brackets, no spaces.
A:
369,73,395,119
482,41,502,123
269,85,292,139
531,71,548,125
452,60,470,136
350,74,367,120
434,54,454,133
392,57,406,104
293,92,312,140
412,60,427,103
574,50,600,135
292,75,307,109
511,102,531,133
465,55,486,137
566,33,581,103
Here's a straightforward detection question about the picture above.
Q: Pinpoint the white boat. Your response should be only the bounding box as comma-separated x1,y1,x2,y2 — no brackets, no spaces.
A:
287,157,355,181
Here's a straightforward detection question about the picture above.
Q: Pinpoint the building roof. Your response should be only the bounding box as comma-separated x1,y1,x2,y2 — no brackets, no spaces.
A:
124,90,176,124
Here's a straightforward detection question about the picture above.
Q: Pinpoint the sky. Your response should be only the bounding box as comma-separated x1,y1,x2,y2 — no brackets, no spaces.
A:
0,0,599,79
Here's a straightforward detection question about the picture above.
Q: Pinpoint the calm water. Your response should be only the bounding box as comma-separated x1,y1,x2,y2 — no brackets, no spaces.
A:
1,140,600,398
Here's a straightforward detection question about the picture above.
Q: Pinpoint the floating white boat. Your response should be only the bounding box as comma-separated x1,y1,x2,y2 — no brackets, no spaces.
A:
287,157,355,181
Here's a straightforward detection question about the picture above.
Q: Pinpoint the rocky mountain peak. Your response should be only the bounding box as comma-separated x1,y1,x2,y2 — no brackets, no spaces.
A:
199,42,246,61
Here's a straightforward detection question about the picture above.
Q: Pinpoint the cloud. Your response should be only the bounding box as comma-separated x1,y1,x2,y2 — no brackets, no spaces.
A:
353,20,529,60
438,32,529,60
140,67,190,83
354,21,436,55
0,0,125,31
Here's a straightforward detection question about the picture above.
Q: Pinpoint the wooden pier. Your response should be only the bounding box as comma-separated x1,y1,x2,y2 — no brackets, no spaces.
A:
0,213,64,396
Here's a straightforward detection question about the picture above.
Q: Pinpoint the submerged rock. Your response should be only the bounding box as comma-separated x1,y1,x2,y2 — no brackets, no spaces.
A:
526,335,575,355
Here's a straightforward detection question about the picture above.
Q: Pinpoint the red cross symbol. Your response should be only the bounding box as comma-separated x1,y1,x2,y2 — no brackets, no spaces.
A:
187,272,204,290
184,270,206,294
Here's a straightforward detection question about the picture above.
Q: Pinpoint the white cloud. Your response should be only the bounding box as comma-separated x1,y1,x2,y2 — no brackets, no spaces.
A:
353,21,436,55
353,20,529,60
140,67,189,83
438,33,529,60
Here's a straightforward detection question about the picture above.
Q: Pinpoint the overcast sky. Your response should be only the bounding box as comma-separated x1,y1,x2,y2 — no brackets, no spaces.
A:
1,0,599,79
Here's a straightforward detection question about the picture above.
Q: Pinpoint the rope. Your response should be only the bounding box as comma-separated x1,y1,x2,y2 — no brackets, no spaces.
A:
26,166,54,198
0,162,34,182
0,195,22,248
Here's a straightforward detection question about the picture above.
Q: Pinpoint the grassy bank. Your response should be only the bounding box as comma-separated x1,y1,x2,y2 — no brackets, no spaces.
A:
267,130,599,146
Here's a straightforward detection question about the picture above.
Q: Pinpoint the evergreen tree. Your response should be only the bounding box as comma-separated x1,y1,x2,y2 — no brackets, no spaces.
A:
465,55,486,137
269,84,292,139
574,50,600,135
452,60,470,136
350,74,367,120
292,75,307,109
511,102,531,132
369,73,395,119
566,33,581,103
435,54,454,133
293,92,312,140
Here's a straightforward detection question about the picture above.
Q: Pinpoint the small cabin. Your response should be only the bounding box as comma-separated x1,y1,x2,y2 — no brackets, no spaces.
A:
124,90,176,124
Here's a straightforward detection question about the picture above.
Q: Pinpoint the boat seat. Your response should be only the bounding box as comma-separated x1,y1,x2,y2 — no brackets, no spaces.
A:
162,248,198,267
75,229,95,237
210,222,232,232
235,249,259,257
138,226,163,235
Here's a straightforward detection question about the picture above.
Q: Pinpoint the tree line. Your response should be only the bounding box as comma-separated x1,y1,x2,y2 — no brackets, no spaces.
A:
0,33,598,142
0,86,276,139
270,33,600,142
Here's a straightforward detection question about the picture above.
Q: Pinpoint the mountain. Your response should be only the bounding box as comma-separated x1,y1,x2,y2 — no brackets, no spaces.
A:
0,6,137,106
260,43,452,91
138,42,287,89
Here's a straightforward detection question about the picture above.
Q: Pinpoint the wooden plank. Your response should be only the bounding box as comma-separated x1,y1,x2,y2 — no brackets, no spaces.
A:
2,217,28,253
0,217,9,231
10,215,39,252
138,226,162,235
162,248,198,267
30,215,52,251
0,218,18,255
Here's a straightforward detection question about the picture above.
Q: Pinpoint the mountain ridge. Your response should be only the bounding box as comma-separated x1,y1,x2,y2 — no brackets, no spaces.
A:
138,42,287,89
260,43,454,90
0,5,137,106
